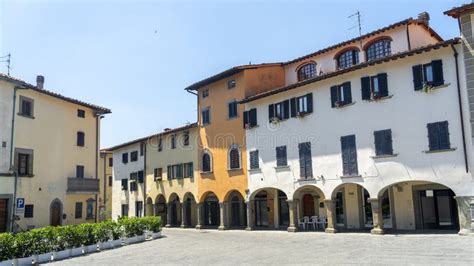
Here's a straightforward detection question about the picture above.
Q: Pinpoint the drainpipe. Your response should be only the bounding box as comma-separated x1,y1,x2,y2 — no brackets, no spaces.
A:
102,153,107,220
95,114,104,223
451,44,469,173
9,86,28,232
143,142,147,216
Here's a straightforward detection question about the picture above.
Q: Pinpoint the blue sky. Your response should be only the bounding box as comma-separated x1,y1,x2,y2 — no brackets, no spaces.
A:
0,0,465,148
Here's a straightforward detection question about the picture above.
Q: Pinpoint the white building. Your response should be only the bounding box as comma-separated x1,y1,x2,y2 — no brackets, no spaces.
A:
242,14,473,234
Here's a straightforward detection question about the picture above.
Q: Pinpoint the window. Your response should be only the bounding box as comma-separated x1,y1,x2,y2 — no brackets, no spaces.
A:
121,179,128,190
337,49,359,69
290,93,313,116
427,121,450,151
130,151,138,162
202,152,212,172
108,157,113,167
86,199,94,219
24,204,34,218
229,146,240,170
108,176,112,186
228,79,236,89
136,201,143,217
171,134,176,149
297,63,317,81
374,129,393,156
19,96,34,118
243,108,257,129
183,131,189,146
122,153,128,164
330,82,352,107
77,131,85,147
361,73,389,100
202,108,211,125
158,137,163,152
77,109,85,118
15,148,33,176
276,146,288,167
137,170,144,183
298,142,312,179
202,89,209,98
130,181,138,191
183,162,194,178
75,202,83,219
140,143,145,156
76,165,84,178
228,101,238,119
154,168,163,181
366,39,391,61
249,150,259,170
268,100,290,122
121,204,129,217
130,172,138,181
341,135,358,176
412,60,444,90
175,164,183,179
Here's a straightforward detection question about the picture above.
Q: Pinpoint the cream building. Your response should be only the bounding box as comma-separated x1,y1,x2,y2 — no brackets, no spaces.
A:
98,150,113,221
0,74,110,232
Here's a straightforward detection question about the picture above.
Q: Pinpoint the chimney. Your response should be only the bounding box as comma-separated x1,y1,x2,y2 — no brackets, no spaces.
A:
164,128,171,131
36,75,44,89
418,12,430,27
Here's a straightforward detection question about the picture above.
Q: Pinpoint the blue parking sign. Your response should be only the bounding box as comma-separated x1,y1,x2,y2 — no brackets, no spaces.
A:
17,198,25,209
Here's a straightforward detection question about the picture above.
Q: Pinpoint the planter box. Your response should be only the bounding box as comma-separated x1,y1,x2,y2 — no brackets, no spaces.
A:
110,239,123,248
136,234,146,243
151,231,162,239
0,259,13,266
33,253,52,264
52,249,71,261
70,246,85,257
98,241,114,251
144,230,153,240
13,256,35,265
125,235,139,245
85,244,98,254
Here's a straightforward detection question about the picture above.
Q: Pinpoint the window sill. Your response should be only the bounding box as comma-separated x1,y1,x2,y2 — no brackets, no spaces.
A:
367,94,393,102
248,168,262,174
274,165,290,172
245,125,259,130
423,148,457,154
371,153,398,159
227,168,242,172
200,171,213,175
297,177,316,182
296,112,311,118
418,83,450,93
18,174,34,178
340,174,362,179
227,116,239,121
17,113,35,119
335,102,356,109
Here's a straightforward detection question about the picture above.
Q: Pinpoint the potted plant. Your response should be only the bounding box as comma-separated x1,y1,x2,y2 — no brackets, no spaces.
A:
422,82,433,93
335,101,343,108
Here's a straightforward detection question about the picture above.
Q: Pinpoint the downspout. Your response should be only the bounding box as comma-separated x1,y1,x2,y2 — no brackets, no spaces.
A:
94,114,102,223
451,44,469,173
143,142,147,216
103,153,107,219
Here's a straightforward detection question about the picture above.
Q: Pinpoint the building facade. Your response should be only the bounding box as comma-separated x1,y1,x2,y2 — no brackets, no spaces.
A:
0,74,110,232
98,150,113,221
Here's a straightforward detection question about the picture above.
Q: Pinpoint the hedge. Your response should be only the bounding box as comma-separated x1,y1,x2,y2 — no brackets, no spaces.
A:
0,216,161,261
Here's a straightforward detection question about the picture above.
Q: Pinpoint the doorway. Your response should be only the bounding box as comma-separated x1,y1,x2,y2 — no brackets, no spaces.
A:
254,191,269,227
419,189,458,230
0,199,8,232
302,194,315,217
204,194,219,226
50,199,62,226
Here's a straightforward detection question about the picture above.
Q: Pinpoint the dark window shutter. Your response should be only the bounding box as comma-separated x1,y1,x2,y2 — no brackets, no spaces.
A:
343,82,352,104
330,86,338,108
439,121,450,150
243,111,249,129
290,98,297,117
276,146,287,166
431,60,444,86
298,142,312,179
377,73,388,97
249,108,257,127
374,129,393,156
361,76,371,100
268,104,275,122
167,165,172,180
427,123,439,151
341,135,358,176
306,93,313,113
412,64,423,90
283,100,290,119
249,150,259,169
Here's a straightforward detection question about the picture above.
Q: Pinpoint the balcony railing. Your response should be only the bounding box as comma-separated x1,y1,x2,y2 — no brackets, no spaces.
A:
67,177,99,194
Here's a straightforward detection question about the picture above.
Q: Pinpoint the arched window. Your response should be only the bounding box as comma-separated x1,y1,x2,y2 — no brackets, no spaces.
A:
366,39,391,61
202,150,212,172
297,63,317,81
228,145,241,170
337,49,359,69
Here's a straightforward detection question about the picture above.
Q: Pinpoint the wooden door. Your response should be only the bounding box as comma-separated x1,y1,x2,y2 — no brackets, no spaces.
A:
51,201,61,226
303,194,315,217
0,199,8,232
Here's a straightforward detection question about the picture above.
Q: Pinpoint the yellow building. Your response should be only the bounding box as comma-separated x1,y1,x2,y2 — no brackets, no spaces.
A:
184,64,285,229
98,150,113,221
144,123,199,228
0,74,110,232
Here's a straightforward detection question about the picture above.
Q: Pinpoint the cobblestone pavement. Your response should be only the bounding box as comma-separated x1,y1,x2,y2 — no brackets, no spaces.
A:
50,228,474,265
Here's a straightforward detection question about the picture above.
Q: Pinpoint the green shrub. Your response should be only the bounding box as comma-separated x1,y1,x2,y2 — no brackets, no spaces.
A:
0,233,15,261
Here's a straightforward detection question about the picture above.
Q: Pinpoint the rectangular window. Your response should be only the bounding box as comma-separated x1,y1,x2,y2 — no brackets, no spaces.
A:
202,108,211,125
15,148,33,176
140,143,145,156
412,60,444,90
121,204,129,217
228,79,236,89
269,100,290,122
24,204,34,218
86,200,94,219
361,73,389,100
341,135,358,176
75,202,83,219
167,165,173,180
292,93,313,116
276,146,288,167
121,179,128,191
184,162,193,178
249,150,259,170
298,142,312,179
202,89,209,98
243,108,257,129
122,153,128,164
154,168,163,180
136,201,143,217
137,170,144,183
228,101,238,119
77,109,85,118
76,165,84,178
171,134,176,149
158,137,163,152
374,129,393,156
183,131,189,146
130,151,138,162
108,176,112,186
19,96,34,118
108,157,113,167
175,164,183,179
330,82,352,108
77,131,85,147
130,181,138,191
427,121,450,151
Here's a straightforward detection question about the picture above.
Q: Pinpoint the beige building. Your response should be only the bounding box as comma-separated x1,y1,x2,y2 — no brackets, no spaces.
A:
0,74,110,232
98,150,113,221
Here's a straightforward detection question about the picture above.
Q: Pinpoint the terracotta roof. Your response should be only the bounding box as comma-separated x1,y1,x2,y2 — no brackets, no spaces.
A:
184,63,282,91
444,3,474,18
104,122,198,151
240,38,460,104
0,73,111,114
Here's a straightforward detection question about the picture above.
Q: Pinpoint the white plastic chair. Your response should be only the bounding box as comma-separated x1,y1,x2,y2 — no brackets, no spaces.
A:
315,216,326,229
298,217,306,230
309,216,318,230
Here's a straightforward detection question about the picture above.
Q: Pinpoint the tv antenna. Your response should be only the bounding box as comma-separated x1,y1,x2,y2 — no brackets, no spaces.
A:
0,53,11,76
348,11,363,47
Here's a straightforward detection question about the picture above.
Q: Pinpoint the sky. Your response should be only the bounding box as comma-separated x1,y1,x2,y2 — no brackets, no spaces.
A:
0,0,466,148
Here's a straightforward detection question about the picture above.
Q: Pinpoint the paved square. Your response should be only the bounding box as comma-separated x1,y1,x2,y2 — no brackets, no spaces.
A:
51,229,474,265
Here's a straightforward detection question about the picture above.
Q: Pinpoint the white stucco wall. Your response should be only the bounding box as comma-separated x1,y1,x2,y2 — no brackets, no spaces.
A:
0,80,14,174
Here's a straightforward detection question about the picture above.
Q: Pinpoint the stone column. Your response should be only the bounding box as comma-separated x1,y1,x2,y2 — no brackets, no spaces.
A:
313,195,320,216
455,196,473,235
195,203,202,230
165,203,172,228
287,200,297,232
324,199,337,233
180,202,186,228
245,200,253,230
218,202,226,230
368,198,384,235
